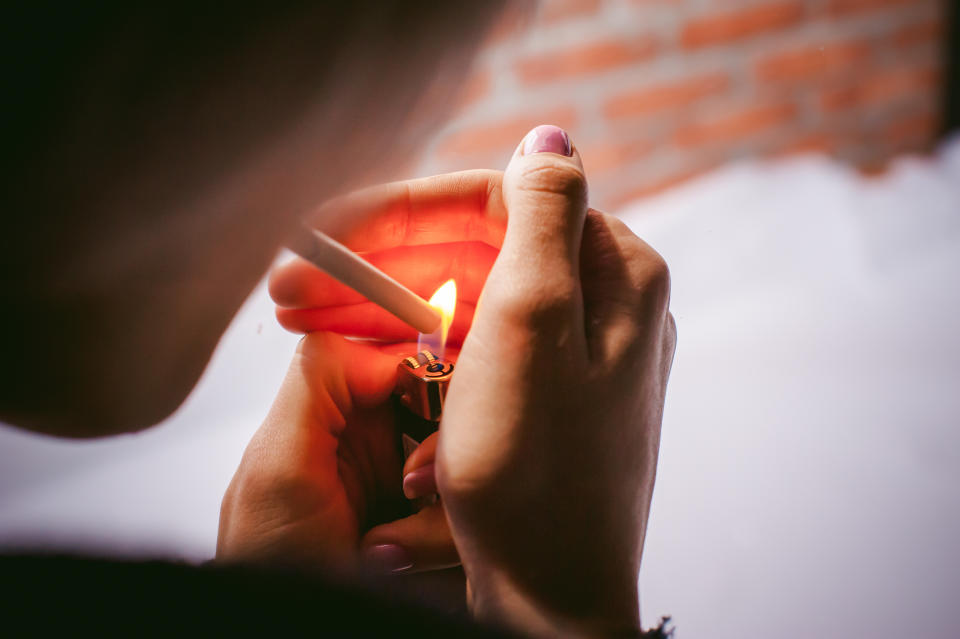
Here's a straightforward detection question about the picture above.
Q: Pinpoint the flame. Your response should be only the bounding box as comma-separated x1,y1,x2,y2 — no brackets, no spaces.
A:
427,279,457,353
417,279,456,359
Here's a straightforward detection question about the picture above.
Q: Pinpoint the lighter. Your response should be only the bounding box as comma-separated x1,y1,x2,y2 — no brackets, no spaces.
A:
394,349,454,460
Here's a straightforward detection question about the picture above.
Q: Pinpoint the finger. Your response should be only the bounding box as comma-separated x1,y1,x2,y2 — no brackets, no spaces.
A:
403,431,438,476
295,332,401,409
402,432,439,499
269,241,497,309
402,463,437,500
374,341,421,358
360,504,460,574
307,170,507,252
276,300,476,344
579,210,673,364
475,124,588,342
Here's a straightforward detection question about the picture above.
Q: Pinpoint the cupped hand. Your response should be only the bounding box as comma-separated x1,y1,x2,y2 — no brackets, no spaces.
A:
216,333,458,575
222,174,513,579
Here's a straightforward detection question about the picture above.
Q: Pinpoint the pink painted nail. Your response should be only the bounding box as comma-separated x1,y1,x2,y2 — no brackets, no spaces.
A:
522,124,572,156
364,544,413,574
402,463,437,500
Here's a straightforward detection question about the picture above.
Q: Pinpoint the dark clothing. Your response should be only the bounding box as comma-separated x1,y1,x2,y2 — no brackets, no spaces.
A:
0,554,508,637
0,554,672,637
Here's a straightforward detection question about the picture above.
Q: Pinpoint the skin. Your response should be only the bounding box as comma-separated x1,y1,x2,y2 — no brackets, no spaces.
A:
440,146,676,635
217,334,462,571
222,147,676,636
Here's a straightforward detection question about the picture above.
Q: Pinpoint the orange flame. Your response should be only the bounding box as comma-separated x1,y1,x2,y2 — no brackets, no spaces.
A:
427,279,457,353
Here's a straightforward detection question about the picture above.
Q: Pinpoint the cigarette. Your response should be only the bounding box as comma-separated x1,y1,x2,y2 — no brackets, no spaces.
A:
286,226,442,335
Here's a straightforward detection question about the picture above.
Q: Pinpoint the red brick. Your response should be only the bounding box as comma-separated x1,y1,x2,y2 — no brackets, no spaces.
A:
756,41,872,82
603,72,730,119
820,64,941,112
767,131,843,158
882,109,939,149
537,0,602,24
673,103,798,147
857,158,892,176
435,108,579,157
827,0,918,17
681,2,805,49
819,85,860,112
893,19,943,49
581,139,655,174
418,0,945,209
515,37,658,85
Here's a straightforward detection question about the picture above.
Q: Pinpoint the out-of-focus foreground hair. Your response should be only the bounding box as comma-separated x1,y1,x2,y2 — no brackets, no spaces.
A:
0,1,510,436
1,1,508,262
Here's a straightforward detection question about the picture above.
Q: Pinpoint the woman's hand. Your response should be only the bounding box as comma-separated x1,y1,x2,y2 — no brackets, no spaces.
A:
439,127,675,636
216,333,459,574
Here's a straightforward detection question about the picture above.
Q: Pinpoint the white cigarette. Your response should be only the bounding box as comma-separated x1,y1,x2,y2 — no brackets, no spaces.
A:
286,226,441,335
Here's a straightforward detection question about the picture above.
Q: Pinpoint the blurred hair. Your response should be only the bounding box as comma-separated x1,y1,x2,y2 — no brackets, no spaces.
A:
0,1,511,435
0,1,509,281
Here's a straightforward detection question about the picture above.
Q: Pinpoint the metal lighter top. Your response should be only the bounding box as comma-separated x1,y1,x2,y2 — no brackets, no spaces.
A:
395,350,454,423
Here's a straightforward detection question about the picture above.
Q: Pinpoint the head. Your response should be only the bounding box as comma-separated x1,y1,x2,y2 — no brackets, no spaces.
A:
0,2,510,437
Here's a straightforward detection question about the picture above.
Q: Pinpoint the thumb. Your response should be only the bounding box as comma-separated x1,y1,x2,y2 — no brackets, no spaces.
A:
500,124,587,281
479,125,588,334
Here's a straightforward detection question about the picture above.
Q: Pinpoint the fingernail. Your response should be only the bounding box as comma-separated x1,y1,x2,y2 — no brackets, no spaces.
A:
522,124,572,156
402,463,437,500
363,544,413,574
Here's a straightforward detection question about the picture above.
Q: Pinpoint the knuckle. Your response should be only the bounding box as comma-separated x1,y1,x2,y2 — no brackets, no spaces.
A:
516,162,588,204
599,211,631,235
666,319,678,364
663,311,678,360
621,237,671,311
644,249,672,298
585,212,673,316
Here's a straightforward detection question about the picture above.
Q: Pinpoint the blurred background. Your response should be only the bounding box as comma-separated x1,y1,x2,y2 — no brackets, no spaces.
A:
421,0,948,208
0,2,957,638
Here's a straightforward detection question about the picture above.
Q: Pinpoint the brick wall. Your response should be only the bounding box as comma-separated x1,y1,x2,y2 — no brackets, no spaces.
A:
415,0,946,210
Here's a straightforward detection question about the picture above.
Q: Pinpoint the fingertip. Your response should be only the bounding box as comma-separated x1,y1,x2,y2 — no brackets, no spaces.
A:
403,432,439,476
402,463,437,500
273,305,420,341
361,543,414,574
521,124,572,157
361,506,459,574
504,124,587,215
